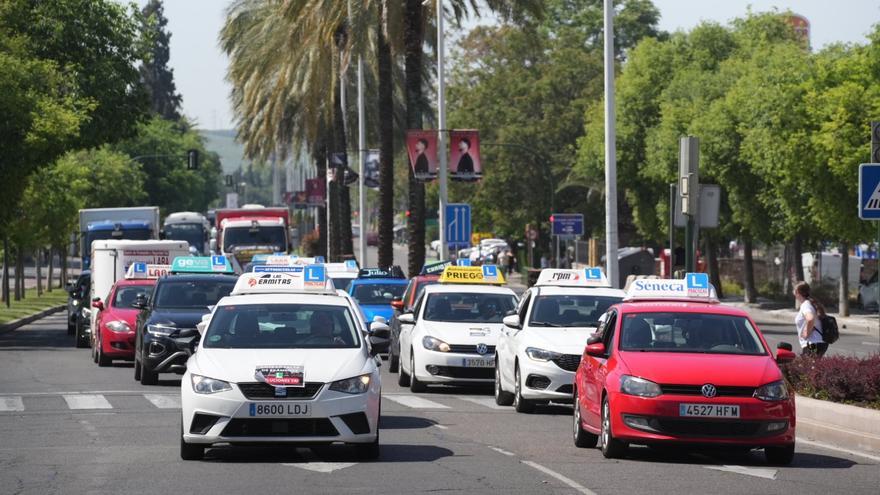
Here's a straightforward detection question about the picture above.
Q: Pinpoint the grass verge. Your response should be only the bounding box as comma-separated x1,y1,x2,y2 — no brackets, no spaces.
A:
0,288,68,326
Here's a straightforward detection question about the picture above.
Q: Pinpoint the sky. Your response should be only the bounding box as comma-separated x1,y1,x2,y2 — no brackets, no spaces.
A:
139,0,880,131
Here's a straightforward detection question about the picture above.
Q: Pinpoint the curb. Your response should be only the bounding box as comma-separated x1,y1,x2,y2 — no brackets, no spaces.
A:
0,305,66,335
796,395,880,455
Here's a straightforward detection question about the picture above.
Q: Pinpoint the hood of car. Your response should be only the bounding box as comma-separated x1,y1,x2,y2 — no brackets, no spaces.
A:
617,351,780,387
146,308,209,329
102,307,140,326
192,347,369,384
521,327,595,354
420,320,503,346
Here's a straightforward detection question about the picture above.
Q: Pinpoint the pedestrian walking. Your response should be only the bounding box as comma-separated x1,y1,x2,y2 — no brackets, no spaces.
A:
793,282,828,357
540,254,549,269
498,250,510,276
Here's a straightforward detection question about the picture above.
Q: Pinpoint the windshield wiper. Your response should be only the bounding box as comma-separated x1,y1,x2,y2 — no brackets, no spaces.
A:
531,321,562,327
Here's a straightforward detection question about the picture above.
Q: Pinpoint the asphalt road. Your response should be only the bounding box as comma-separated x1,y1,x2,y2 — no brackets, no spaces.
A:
0,313,878,495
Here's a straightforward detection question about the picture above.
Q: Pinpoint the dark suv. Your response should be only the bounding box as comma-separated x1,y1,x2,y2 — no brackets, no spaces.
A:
66,271,91,346
133,274,237,385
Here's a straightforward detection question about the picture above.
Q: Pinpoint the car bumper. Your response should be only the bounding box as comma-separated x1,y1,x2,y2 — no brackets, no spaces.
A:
609,392,796,446
142,333,196,374
181,378,380,445
518,358,575,401
101,329,136,358
412,351,495,384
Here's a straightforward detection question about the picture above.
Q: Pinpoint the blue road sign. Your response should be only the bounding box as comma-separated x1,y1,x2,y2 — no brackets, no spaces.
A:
551,213,584,236
446,203,472,246
859,164,880,220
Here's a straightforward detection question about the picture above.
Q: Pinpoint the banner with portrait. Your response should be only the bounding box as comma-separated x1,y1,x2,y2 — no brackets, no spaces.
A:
306,177,325,206
449,130,482,181
406,130,438,182
364,149,380,188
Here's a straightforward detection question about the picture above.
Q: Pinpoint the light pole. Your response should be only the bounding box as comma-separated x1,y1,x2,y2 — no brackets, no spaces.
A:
357,55,367,265
436,0,449,260
603,0,620,288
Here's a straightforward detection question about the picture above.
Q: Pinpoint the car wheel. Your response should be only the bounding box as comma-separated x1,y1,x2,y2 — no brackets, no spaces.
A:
600,395,627,458
74,323,89,348
97,341,111,367
409,350,427,393
134,357,142,381
67,322,75,335
764,444,795,466
857,294,864,309
140,364,158,386
397,349,410,387
494,359,513,406
180,420,205,461
388,341,400,373
513,364,535,413
572,387,598,448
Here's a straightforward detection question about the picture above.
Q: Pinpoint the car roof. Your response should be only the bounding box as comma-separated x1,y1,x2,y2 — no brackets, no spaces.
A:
533,286,625,297
423,284,516,295
350,278,408,286
217,292,351,307
114,279,156,288
616,300,750,317
413,275,440,283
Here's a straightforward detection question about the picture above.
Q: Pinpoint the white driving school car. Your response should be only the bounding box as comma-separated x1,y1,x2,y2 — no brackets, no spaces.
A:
180,265,390,460
495,268,624,412
397,265,518,392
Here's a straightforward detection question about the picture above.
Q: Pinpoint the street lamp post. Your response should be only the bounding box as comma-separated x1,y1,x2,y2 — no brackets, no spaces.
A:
603,0,620,288
436,0,449,261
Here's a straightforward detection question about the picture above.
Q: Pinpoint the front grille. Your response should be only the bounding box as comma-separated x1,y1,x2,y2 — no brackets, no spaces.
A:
555,384,573,395
221,418,338,437
650,418,769,438
237,382,324,400
432,366,494,379
526,374,551,389
338,412,371,435
660,384,756,397
190,413,221,435
551,354,581,372
447,344,496,355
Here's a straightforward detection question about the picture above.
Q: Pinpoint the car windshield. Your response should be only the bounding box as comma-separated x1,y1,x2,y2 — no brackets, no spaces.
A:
352,283,406,305
113,285,153,308
529,294,621,327
619,312,767,355
329,277,355,292
424,292,517,323
152,280,234,309
164,223,205,249
223,226,286,252
204,303,360,349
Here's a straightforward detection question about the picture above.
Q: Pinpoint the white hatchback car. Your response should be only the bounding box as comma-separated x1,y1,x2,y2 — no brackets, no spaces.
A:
495,268,624,412
180,266,389,460
397,265,517,392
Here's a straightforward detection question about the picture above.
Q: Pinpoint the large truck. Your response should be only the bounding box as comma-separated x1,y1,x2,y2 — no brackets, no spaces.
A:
162,212,210,255
78,207,161,269
211,205,290,266
76,239,190,348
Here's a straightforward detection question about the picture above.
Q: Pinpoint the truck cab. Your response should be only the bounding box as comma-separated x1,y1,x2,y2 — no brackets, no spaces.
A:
82,221,153,268
163,212,210,255
211,207,290,265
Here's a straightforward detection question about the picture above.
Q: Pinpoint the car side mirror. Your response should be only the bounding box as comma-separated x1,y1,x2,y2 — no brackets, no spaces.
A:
776,342,796,363
776,342,793,352
502,314,521,329
369,325,391,356
91,298,104,311
196,321,208,336
391,297,404,311
587,333,603,345
65,282,76,293
585,342,606,357
398,312,415,324
209,238,217,254
372,315,388,325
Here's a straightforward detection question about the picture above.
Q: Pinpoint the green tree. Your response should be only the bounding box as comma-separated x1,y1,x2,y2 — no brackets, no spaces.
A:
139,0,182,120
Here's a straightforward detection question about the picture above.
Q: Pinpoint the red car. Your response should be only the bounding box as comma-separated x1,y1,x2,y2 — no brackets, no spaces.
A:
572,276,797,465
91,278,156,367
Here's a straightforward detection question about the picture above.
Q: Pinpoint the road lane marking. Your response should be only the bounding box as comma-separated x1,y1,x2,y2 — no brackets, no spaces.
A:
383,394,450,409
63,394,112,410
488,446,515,456
282,461,357,473
797,437,880,462
433,424,449,430
521,460,597,495
143,394,181,409
0,397,24,412
458,397,509,410
704,465,777,480
861,341,879,346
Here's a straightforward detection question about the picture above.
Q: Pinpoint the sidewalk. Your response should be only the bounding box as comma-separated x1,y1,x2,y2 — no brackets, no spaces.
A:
507,271,528,294
724,297,880,336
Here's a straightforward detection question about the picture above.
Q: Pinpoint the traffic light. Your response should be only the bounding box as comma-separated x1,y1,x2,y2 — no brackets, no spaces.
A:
872,121,880,163
225,174,233,187
187,149,199,170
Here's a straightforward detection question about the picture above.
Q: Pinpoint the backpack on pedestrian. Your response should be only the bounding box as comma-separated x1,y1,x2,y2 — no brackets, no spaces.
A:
817,314,839,344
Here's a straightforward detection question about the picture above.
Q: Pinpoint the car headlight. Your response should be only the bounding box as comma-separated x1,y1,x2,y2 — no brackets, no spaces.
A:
620,375,662,398
147,323,177,337
106,320,131,333
190,374,232,394
422,336,450,352
525,347,562,362
329,373,372,394
72,299,80,307
754,380,789,401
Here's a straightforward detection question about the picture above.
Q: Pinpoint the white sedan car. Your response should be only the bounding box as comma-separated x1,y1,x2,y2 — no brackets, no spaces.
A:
397,283,517,392
180,268,389,460
495,269,624,413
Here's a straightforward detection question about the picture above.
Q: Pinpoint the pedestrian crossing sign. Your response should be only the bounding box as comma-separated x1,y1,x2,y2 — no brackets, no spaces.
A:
859,164,880,219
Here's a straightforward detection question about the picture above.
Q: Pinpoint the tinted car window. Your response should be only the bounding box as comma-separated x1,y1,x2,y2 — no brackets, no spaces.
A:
529,295,621,327
352,283,406,305
619,312,766,355
424,293,517,323
113,286,154,308
204,303,359,349
153,280,235,309
223,226,286,252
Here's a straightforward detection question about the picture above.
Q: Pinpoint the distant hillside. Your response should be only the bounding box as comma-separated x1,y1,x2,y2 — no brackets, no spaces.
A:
201,129,247,174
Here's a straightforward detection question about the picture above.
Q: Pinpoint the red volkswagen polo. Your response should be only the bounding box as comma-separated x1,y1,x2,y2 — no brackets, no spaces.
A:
572,274,797,465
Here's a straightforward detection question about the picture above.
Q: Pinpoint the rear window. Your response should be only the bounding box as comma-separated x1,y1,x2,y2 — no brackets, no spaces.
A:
619,312,767,355
153,280,235,309
113,285,154,308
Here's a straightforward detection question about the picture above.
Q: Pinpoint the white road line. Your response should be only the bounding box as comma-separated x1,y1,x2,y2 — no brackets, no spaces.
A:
383,395,450,409
282,462,357,473
63,394,112,410
704,465,777,480
0,390,163,397
488,446,515,456
861,341,879,346
0,396,24,412
521,460,597,495
433,424,449,430
458,397,509,410
797,437,880,462
143,394,181,409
